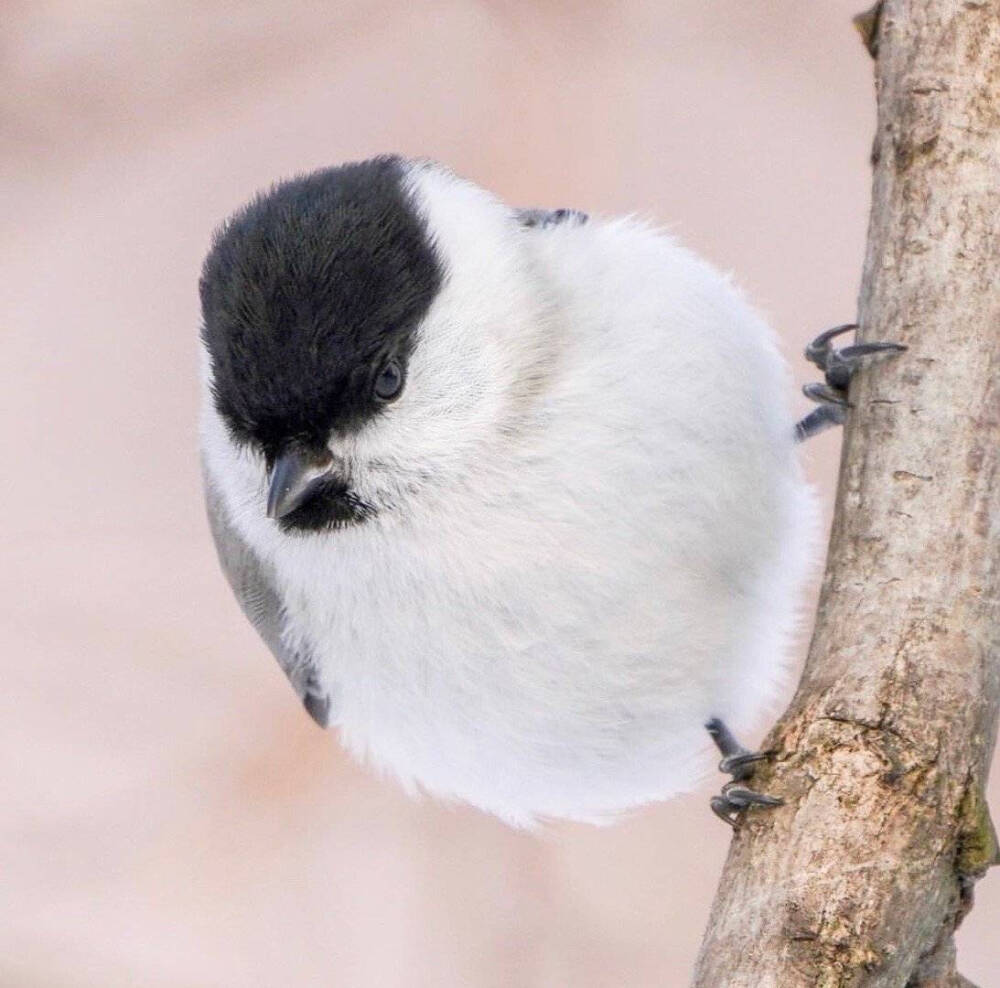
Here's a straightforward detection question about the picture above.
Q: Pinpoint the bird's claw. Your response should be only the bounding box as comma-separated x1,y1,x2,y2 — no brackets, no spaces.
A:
795,323,906,442
706,717,783,828
719,748,774,778
803,322,859,370
802,381,850,408
710,784,784,828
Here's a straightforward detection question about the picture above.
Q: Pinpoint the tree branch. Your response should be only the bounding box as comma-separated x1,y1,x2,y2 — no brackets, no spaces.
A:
692,2,1000,984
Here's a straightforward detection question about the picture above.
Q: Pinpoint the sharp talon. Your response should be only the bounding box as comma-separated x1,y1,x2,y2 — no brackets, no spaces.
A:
803,322,857,368
802,381,849,407
720,750,772,779
711,795,739,828
721,783,784,809
839,342,907,361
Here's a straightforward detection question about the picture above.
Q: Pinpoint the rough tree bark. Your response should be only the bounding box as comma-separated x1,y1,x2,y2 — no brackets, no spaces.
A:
692,3,1000,986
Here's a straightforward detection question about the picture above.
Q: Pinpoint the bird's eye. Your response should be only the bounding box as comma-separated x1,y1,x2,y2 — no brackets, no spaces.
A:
373,359,404,402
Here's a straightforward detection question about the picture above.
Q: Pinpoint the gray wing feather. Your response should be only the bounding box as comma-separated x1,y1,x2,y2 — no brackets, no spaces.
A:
514,207,589,229
204,474,333,727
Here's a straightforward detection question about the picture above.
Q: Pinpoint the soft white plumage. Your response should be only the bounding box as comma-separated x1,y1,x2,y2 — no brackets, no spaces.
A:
200,159,815,826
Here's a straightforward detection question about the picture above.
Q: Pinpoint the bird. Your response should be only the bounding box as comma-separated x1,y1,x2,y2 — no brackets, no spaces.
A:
198,155,899,827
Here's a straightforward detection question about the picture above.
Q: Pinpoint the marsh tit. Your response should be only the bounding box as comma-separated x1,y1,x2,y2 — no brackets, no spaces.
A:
199,156,900,826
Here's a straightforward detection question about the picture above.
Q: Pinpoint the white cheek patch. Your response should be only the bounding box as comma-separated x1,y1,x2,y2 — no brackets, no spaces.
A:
350,163,556,490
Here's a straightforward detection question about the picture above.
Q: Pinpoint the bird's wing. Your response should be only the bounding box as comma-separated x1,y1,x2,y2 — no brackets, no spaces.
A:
203,474,333,727
514,207,589,229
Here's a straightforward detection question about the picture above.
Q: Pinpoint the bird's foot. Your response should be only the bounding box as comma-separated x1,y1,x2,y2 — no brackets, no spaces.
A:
706,717,783,828
794,322,906,442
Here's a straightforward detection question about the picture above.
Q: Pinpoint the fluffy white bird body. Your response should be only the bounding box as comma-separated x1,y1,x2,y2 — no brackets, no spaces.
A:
201,161,815,826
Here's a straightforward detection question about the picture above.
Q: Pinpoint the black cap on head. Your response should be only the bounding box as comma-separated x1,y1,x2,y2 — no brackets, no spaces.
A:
200,155,444,459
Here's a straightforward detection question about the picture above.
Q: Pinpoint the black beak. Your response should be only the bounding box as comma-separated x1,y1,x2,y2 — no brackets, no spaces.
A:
267,447,336,520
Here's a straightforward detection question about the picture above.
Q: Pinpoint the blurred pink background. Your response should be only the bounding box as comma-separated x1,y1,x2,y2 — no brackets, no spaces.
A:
3,2,997,985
